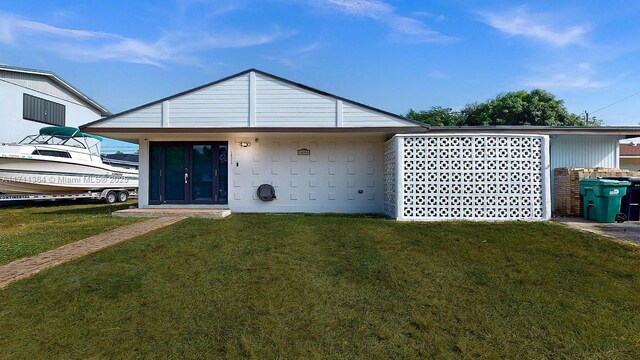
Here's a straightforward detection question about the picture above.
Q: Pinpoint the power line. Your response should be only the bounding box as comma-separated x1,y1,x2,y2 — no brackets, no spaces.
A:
590,89,640,114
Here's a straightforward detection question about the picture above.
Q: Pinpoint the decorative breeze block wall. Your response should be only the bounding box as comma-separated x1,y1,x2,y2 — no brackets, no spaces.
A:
384,134,551,221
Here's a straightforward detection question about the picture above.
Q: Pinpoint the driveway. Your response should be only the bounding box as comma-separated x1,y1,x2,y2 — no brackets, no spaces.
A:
554,217,640,246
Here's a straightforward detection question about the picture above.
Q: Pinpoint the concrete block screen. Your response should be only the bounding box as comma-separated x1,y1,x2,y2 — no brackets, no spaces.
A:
384,134,551,221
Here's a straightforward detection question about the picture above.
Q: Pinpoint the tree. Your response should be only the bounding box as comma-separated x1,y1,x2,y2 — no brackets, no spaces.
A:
406,106,461,126
406,89,599,126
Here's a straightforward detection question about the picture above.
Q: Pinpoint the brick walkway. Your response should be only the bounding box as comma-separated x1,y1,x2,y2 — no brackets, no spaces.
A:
0,216,185,289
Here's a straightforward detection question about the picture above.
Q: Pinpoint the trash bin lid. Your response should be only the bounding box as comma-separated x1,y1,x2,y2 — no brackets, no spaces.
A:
579,178,631,186
624,177,640,184
602,176,640,184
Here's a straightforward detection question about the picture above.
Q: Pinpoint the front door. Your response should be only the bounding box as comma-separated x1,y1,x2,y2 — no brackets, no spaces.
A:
149,142,228,205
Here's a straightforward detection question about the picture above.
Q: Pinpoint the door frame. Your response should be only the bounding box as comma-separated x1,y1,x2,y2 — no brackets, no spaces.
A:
149,141,228,205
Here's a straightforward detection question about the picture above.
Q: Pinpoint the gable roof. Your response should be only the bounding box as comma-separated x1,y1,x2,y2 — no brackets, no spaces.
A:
0,64,111,116
81,68,427,130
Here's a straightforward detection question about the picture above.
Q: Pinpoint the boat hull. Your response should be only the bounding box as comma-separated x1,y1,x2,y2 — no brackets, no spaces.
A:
0,157,138,194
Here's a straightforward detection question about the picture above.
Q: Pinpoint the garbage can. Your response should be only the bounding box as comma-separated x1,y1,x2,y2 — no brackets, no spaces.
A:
604,177,640,221
579,178,630,223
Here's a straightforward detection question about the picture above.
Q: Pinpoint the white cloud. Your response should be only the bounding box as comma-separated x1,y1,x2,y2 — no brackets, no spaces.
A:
412,11,445,22
524,60,614,90
263,41,322,67
295,42,321,55
176,0,245,18
526,73,611,89
387,16,453,43
262,55,295,67
0,12,292,66
17,19,115,39
315,0,455,43
321,0,391,18
480,6,588,47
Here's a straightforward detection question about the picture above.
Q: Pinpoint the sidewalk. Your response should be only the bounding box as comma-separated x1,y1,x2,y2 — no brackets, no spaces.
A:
554,216,640,246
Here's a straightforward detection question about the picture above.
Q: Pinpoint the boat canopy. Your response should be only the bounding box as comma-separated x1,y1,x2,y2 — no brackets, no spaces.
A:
39,126,103,141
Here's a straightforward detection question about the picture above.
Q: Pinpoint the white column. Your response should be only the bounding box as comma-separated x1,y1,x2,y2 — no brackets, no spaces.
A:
541,135,552,220
138,138,150,208
395,136,404,220
335,99,343,127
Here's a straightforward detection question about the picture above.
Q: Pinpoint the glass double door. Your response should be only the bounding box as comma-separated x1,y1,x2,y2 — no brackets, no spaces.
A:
149,142,228,204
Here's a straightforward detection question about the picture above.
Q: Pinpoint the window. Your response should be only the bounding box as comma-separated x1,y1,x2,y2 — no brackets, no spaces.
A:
23,94,66,126
31,150,71,158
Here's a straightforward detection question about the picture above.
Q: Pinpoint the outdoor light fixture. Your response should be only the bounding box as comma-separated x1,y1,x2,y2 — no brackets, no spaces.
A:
239,142,251,148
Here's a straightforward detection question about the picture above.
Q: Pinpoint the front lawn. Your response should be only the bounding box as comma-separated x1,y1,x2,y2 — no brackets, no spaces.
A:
0,201,139,265
1,214,639,358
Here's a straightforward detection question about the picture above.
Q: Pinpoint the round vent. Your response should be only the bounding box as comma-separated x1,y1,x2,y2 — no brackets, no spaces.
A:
257,184,276,201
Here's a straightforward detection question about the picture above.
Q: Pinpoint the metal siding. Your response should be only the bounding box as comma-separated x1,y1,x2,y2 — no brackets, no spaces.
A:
550,135,620,170
0,70,86,106
0,81,103,142
549,134,622,210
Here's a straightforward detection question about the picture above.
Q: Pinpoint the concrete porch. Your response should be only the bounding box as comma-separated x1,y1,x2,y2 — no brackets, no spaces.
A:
113,208,231,219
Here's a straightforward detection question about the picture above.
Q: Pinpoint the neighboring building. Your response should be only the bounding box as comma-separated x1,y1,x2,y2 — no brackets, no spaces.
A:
101,153,139,170
620,143,640,171
81,69,640,221
0,65,110,143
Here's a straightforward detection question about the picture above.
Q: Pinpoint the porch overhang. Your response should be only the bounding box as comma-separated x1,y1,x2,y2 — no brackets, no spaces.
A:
80,126,429,143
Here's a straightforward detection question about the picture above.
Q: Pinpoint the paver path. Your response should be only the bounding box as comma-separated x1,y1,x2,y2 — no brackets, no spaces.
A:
0,216,184,289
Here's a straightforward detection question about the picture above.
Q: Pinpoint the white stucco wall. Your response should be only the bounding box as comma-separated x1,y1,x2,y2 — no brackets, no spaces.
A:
138,134,385,214
0,80,103,143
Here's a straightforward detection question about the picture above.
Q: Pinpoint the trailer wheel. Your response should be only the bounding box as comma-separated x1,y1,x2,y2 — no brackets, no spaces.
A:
117,191,129,202
105,191,117,204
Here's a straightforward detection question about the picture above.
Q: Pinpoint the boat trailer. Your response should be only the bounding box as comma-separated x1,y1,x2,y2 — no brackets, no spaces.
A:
0,189,137,204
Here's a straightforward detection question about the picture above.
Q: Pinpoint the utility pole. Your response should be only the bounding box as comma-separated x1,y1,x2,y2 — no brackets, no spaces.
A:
584,110,589,125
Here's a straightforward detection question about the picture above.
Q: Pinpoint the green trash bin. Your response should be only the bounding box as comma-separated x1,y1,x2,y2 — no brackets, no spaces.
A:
579,179,630,223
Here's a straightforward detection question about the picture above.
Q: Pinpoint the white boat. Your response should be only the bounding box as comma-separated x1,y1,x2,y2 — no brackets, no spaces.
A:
0,126,138,194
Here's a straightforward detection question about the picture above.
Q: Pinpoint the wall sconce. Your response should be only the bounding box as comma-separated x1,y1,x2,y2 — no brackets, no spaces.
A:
239,142,251,148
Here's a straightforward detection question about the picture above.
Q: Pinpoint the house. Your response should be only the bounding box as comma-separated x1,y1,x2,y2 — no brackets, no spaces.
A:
0,65,110,143
619,143,640,171
81,69,640,221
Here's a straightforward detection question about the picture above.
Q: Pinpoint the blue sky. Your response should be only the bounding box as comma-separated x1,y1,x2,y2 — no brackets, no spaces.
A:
1,0,640,152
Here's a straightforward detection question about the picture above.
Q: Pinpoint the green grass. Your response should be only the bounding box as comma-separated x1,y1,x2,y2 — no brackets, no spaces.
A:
1,214,639,358
0,200,140,265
